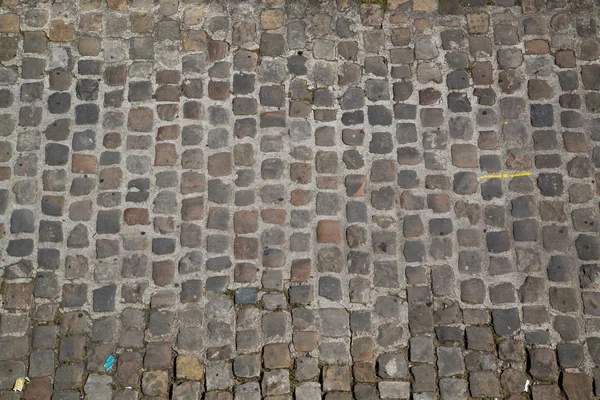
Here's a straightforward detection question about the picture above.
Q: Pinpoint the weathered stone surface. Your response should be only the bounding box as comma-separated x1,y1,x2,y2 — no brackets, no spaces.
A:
2,4,599,397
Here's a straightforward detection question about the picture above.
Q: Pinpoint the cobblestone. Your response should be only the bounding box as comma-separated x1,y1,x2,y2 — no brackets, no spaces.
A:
0,0,598,398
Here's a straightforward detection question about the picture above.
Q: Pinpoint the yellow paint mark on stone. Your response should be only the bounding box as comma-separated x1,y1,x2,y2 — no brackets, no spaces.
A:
480,172,532,179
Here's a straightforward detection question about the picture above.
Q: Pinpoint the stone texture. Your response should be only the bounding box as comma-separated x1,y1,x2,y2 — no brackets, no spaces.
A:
0,3,597,399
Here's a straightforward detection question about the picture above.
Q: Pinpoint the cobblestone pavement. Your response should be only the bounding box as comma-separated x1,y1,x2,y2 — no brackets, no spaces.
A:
1,0,600,398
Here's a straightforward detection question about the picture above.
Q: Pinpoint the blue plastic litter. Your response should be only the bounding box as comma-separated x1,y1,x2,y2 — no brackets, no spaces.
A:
104,354,116,371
